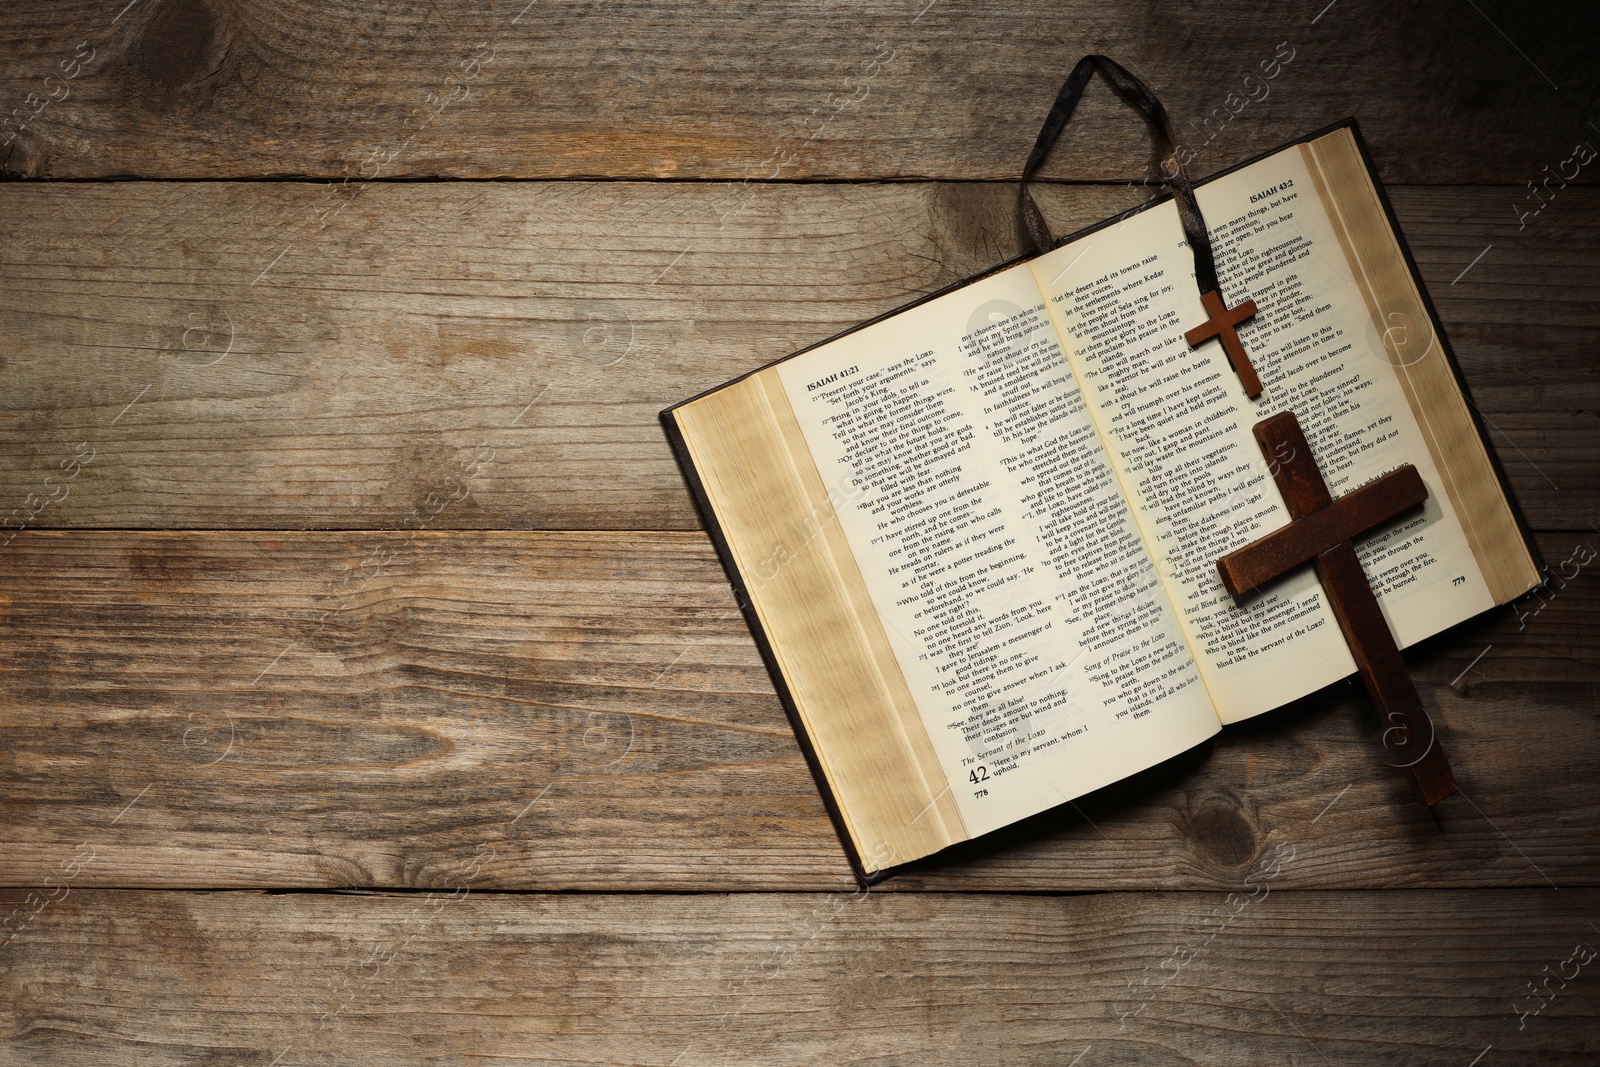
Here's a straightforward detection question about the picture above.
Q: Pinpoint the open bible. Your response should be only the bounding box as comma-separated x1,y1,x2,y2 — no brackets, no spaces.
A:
662,121,1540,881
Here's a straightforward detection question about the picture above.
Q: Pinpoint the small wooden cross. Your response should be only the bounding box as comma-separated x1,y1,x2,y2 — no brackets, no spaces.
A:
1215,411,1458,805
1185,290,1263,398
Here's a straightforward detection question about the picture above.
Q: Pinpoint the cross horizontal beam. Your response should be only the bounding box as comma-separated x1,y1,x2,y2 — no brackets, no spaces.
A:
1217,465,1429,596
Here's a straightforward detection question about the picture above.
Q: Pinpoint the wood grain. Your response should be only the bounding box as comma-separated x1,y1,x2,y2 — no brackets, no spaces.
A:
0,181,1592,531
1,3,1592,1056
1,0,1596,183
0,528,1592,892
2,888,1596,1065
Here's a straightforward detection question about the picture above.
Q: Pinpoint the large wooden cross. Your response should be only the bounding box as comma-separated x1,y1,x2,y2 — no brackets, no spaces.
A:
1186,289,1263,398
1216,411,1457,804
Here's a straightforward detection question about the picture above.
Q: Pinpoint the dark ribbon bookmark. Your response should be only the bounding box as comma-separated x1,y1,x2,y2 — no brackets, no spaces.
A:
1018,54,1264,398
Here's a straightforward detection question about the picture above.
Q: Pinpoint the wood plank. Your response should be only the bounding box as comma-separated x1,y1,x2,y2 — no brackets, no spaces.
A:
2,0,1596,183
2,888,1596,1065
1,528,1593,892
0,181,1593,531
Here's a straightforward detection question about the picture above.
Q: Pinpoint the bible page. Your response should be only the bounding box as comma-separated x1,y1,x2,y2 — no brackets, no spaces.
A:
774,264,1219,836
1029,141,1495,723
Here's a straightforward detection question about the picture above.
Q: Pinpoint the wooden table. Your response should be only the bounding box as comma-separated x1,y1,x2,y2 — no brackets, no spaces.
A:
1,2,1596,1063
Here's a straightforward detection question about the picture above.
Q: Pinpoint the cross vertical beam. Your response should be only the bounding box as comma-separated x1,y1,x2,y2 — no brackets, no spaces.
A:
1216,412,1457,805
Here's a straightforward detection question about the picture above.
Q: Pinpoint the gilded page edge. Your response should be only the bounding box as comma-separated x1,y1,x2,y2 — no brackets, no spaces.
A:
1299,130,1540,604
674,370,968,872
